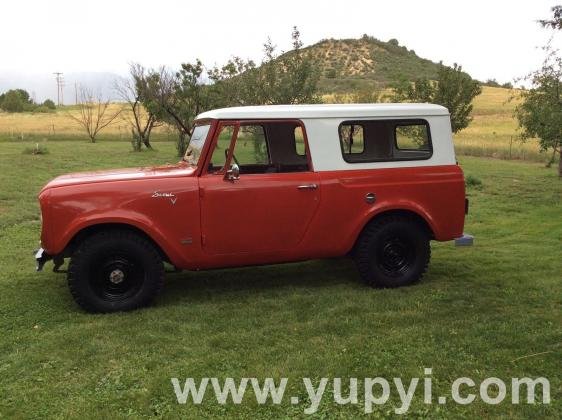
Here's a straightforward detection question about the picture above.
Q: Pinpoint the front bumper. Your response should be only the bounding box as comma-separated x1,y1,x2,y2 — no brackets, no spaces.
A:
35,248,65,272
35,248,52,271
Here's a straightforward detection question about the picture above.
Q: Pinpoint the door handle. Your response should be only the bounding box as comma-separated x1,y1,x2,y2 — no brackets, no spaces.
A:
297,184,318,190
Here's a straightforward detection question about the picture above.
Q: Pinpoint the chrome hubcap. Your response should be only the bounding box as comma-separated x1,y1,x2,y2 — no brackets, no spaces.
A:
109,269,125,284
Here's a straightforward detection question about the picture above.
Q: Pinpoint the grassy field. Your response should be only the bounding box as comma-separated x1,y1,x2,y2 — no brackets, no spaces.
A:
0,138,560,417
453,87,545,162
0,86,550,164
0,104,171,142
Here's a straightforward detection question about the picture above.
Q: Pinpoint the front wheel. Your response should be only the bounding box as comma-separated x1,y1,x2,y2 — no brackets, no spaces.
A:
355,216,430,288
67,230,164,313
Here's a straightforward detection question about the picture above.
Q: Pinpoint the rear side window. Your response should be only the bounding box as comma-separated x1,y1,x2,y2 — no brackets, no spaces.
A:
294,126,306,156
339,119,432,163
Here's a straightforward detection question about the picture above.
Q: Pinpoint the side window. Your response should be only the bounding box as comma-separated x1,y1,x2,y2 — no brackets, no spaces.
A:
395,124,430,151
233,125,269,166
265,122,309,173
339,124,364,155
294,126,306,156
339,119,432,163
207,121,311,174
209,125,235,173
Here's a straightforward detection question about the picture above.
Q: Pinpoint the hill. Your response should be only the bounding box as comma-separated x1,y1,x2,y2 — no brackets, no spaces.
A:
299,36,443,93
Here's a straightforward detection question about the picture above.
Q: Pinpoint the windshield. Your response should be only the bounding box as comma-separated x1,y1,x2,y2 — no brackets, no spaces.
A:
183,124,211,166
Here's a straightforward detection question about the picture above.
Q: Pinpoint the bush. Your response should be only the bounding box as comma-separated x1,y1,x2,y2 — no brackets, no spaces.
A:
326,68,337,79
2,91,24,112
42,99,56,109
465,174,483,189
0,89,34,112
483,79,501,87
22,144,49,155
33,105,54,113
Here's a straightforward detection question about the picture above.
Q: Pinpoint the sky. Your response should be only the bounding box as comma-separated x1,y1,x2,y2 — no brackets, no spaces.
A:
1,0,561,97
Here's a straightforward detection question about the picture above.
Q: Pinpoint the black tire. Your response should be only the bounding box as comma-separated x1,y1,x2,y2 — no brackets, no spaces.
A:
67,230,164,313
355,215,430,288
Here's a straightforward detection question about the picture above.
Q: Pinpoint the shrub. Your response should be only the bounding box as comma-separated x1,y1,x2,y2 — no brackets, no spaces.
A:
33,105,54,113
22,144,49,155
465,174,483,189
326,68,337,79
42,99,56,109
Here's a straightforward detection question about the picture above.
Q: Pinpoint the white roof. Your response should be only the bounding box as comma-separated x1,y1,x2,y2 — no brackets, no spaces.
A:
196,103,449,120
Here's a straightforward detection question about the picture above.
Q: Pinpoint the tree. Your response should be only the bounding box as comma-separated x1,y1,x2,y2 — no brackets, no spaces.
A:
68,86,123,143
1,90,24,112
138,63,211,156
392,63,482,133
515,33,561,177
514,5,562,177
208,27,320,106
0,89,33,112
252,27,320,105
539,5,562,30
207,57,258,107
115,63,159,151
42,99,56,109
138,27,320,156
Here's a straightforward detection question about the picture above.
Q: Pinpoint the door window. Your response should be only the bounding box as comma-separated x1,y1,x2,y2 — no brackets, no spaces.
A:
207,121,311,174
233,125,269,166
209,125,236,173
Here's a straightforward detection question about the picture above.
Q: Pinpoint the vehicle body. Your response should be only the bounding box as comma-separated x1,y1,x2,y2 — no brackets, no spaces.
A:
36,103,469,312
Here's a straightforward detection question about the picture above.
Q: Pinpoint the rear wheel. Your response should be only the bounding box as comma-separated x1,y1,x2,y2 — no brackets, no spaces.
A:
355,215,430,288
67,230,164,313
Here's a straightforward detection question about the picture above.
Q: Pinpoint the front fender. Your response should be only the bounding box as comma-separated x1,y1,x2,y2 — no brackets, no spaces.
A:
53,213,185,266
39,177,201,268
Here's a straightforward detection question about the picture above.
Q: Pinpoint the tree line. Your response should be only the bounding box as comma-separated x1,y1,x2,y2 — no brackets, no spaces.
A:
0,89,56,113
2,13,559,176
114,27,484,155
119,27,321,153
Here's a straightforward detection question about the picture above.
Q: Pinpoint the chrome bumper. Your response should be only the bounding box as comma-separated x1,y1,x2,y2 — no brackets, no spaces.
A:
35,248,52,271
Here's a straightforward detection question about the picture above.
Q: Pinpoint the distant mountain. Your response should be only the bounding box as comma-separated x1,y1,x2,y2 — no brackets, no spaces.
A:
297,36,444,93
0,71,122,104
0,36,462,101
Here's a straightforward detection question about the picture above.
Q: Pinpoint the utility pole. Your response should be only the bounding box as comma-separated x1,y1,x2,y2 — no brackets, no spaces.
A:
53,72,64,106
60,77,65,105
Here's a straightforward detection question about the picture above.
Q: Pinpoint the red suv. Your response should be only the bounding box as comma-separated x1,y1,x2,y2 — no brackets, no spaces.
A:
36,104,469,312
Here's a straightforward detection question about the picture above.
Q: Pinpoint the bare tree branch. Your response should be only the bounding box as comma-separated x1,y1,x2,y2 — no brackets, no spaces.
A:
114,63,160,149
68,86,123,143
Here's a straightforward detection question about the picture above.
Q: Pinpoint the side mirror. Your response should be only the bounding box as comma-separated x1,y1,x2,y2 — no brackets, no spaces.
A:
225,163,240,181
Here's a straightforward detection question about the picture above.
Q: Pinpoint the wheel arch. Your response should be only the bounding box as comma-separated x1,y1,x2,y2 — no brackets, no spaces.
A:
350,207,435,255
63,222,171,263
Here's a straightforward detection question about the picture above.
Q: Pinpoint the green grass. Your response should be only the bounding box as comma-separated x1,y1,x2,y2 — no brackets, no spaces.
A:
0,140,561,418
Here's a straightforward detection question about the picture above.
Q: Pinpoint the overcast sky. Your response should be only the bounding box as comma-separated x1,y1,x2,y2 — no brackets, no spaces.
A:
1,0,561,84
